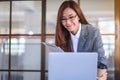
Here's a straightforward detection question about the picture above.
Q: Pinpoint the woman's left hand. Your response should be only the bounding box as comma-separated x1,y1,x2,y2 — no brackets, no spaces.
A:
97,72,107,80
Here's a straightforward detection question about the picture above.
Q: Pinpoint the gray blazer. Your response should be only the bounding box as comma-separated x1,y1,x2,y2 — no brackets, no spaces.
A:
76,24,107,69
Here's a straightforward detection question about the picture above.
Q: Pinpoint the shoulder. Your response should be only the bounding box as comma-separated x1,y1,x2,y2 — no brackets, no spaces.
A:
81,24,101,38
82,24,99,32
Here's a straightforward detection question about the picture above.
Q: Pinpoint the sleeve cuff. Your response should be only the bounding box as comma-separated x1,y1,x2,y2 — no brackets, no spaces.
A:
98,63,107,69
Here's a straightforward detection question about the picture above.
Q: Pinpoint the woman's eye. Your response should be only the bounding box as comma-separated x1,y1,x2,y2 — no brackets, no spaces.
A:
62,18,66,20
69,16,74,19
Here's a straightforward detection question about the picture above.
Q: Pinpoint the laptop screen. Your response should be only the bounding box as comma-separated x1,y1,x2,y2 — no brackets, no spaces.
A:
48,52,98,80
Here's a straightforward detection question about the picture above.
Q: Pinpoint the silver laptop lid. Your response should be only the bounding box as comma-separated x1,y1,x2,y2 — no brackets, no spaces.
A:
48,52,98,80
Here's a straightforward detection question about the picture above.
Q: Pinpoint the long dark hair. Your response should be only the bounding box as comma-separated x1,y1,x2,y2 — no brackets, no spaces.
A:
55,0,88,52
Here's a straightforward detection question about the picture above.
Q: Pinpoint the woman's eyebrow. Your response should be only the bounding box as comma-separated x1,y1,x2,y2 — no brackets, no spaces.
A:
62,14,74,17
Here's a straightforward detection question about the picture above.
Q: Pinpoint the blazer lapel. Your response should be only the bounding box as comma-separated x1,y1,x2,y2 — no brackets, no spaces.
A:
77,24,88,52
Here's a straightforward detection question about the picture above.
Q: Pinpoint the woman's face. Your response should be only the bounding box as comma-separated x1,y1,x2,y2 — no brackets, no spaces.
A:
61,7,80,35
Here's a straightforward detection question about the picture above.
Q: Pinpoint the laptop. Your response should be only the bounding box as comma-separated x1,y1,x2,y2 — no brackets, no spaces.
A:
48,52,98,80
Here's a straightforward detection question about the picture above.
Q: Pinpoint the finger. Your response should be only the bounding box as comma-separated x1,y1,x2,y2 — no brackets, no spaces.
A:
98,73,107,80
98,77,106,80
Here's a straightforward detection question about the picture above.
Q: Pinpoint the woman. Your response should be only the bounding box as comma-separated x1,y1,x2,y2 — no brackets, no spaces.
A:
55,0,107,80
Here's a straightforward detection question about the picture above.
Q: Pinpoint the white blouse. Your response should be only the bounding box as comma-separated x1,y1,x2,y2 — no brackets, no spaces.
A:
70,23,81,52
